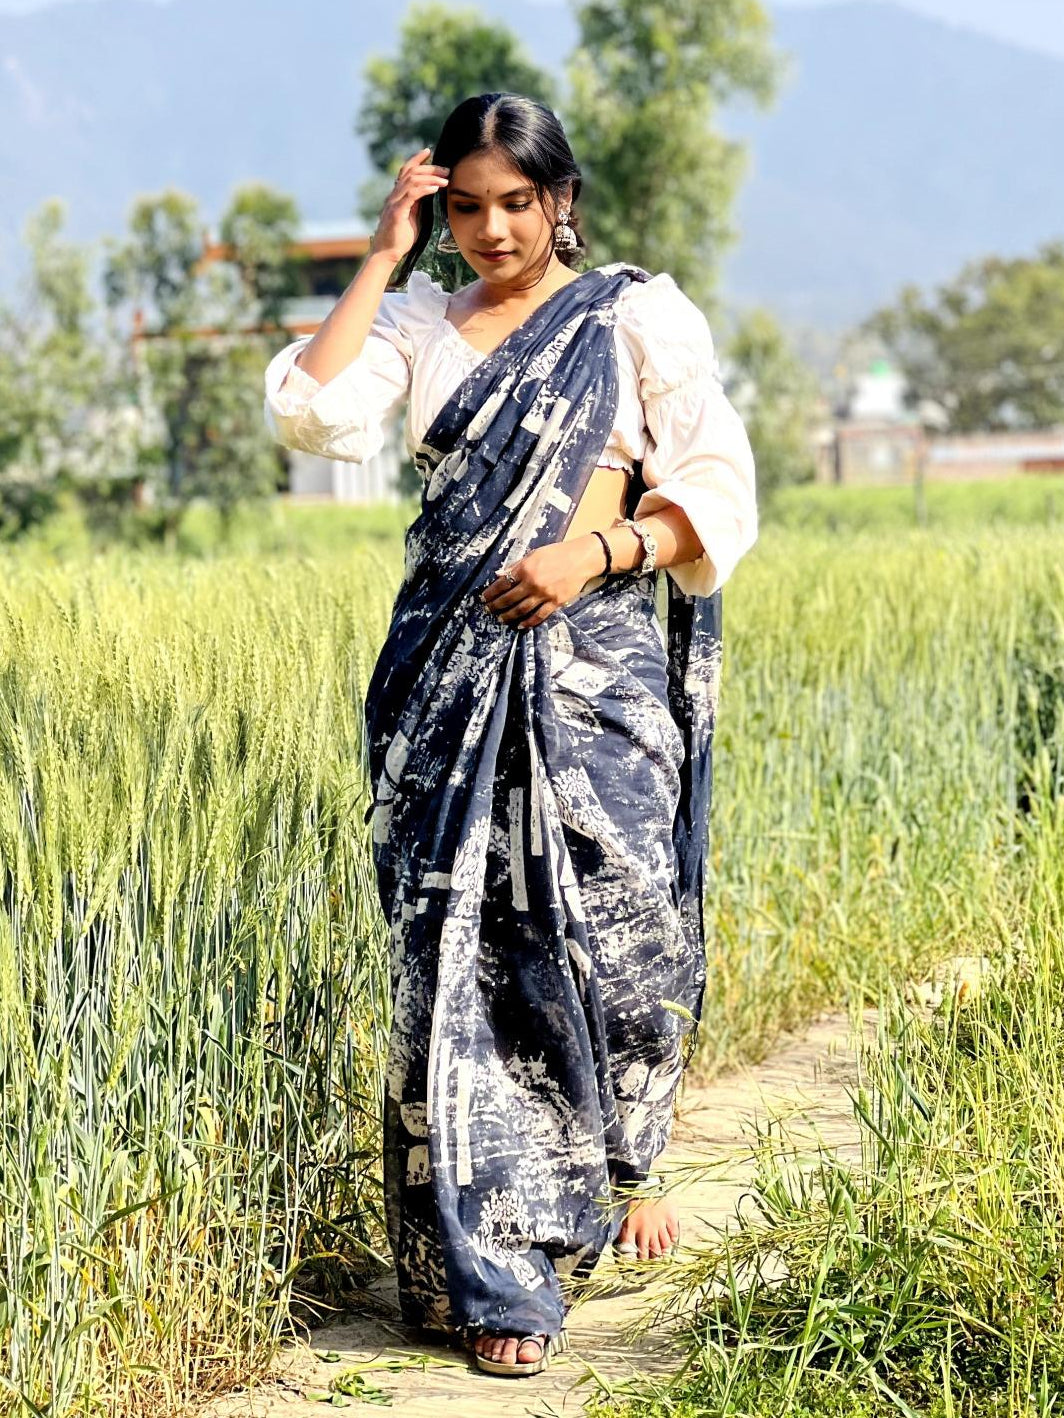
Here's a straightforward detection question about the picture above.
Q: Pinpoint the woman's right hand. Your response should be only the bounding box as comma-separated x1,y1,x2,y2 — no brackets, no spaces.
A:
370,146,450,264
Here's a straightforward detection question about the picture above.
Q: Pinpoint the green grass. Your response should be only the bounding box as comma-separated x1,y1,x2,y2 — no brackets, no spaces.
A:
587,803,1064,1416
767,473,1064,534
0,551,401,1414
582,507,1064,1413
0,483,1061,1414
691,526,1062,1079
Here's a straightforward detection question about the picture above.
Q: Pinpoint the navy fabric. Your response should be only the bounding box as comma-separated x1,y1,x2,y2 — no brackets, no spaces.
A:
361,263,723,1338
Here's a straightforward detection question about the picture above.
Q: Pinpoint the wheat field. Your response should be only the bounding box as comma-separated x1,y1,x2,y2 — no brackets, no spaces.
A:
0,504,1061,1414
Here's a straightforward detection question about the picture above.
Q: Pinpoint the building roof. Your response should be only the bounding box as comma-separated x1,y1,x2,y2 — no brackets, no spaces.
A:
131,294,337,342
199,219,371,266
929,429,1064,463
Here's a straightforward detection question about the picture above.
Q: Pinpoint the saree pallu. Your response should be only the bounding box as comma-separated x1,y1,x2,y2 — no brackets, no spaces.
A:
361,264,723,1340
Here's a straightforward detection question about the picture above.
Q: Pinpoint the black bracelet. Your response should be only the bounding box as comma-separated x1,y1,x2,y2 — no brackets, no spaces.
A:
591,529,612,575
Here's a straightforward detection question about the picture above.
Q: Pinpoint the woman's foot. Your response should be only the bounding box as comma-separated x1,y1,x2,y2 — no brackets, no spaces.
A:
470,1329,570,1376
615,1195,679,1259
473,1333,547,1367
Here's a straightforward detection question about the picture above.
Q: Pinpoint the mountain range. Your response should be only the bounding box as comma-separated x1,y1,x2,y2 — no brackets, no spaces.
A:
1,0,1061,331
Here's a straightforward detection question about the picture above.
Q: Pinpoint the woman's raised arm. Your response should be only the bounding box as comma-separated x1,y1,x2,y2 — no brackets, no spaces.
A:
293,148,449,387
263,148,450,464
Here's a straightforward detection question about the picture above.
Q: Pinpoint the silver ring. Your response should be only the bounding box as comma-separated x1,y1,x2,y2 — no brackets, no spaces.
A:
503,570,518,587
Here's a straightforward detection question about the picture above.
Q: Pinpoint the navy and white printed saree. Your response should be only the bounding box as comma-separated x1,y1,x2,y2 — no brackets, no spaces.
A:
361,263,723,1341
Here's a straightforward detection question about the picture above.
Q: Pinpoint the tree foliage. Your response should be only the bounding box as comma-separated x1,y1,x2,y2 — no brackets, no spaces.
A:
0,200,133,538
564,0,778,310
103,186,295,541
862,241,1064,433
103,190,203,334
356,3,555,171
355,0,779,309
726,308,820,498
218,184,302,332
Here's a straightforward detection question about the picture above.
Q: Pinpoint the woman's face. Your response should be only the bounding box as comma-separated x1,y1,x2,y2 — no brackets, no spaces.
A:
444,148,564,285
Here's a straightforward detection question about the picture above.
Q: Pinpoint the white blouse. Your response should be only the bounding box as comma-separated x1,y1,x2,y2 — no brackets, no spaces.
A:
263,262,757,597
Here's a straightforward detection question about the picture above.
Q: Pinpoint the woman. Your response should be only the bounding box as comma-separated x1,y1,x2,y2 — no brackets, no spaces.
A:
263,92,757,1378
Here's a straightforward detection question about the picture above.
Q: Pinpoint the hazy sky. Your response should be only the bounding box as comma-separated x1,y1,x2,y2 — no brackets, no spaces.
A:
772,0,1064,58
2,0,1063,60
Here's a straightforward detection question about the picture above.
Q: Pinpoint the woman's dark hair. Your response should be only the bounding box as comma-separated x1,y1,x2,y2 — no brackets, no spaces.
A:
390,92,586,290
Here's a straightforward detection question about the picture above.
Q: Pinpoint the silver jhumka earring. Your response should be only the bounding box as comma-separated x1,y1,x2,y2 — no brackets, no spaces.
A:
436,222,460,253
553,208,577,251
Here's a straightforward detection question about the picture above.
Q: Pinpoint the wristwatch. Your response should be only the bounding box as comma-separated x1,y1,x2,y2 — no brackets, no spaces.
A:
618,517,658,576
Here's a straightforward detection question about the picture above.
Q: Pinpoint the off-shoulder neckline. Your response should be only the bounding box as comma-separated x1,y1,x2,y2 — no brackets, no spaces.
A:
435,316,488,365
438,267,596,362
412,263,661,364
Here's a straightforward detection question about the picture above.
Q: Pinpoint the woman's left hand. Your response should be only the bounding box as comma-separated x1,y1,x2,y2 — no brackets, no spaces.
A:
480,537,604,630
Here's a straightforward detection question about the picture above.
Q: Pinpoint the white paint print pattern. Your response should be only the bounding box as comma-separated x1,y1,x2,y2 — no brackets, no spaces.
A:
363,265,723,1341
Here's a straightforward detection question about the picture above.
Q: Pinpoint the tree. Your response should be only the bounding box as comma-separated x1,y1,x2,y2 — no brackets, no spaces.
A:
218,183,302,332
0,200,135,538
103,190,204,333
103,187,293,542
564,0,778,311
862,241,1064,433
726,308,820,500
355,2,556,290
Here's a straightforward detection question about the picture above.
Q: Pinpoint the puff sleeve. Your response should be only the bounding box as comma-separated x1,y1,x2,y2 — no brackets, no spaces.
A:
262,269,443,463
622,274,757,597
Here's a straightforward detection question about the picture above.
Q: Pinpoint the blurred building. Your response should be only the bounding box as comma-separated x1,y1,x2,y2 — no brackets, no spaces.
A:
926,429,1064,479
199,220,405,504
848,358,907,422
818,356,1064,485
816,357,926,485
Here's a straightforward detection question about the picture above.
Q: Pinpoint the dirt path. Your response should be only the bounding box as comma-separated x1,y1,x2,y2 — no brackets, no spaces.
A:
199,1004,881,1417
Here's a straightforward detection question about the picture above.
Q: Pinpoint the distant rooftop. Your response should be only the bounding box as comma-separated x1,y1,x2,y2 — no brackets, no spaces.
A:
201,218,368,243
293,220,369,242
200,219,371,265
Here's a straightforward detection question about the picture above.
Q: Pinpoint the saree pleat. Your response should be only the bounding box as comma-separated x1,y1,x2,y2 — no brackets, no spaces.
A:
362,265,723,1338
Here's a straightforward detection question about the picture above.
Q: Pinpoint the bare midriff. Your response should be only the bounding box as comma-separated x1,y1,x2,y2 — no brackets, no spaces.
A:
561,464,630,545
559,464,632,593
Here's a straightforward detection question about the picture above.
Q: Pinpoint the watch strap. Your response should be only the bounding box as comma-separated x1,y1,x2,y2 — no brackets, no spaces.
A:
618,517,658,575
